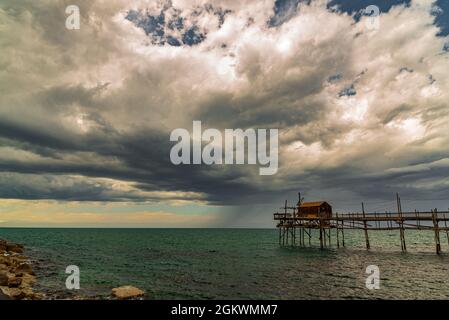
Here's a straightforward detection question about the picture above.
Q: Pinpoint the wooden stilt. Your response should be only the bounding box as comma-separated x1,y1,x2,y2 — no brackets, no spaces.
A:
362,202,370,250
319,227,323,249
301,224,305,246
323,228,327,247
397,193,406,252
444,213,449,246
308,227,311,246
336,213,340,248
432,209,441,254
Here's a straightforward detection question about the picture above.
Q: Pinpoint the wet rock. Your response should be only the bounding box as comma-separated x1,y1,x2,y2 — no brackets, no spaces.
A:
0,290,11,300
0,256,11,267
0,239,41,300
21,287,43,300
0,287,26,300
0,271,8,286
0,241,7,252
8,276,22,288
15,263,35,276
19,273,36,288
111,286,145,299
6,243,24,254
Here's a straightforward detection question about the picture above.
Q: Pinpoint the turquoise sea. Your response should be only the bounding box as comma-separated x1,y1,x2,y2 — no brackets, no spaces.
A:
1,228,449,299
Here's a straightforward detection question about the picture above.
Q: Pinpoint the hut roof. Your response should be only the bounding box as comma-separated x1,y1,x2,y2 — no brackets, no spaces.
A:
299,201,329,208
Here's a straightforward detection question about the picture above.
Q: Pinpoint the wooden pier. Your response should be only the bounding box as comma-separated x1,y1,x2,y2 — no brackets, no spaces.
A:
274,194,449,254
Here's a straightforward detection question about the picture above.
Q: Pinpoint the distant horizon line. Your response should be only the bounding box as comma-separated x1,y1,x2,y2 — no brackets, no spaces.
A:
0,226,275,229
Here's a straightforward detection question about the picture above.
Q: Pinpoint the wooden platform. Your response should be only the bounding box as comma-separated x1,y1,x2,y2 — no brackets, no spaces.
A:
274,195,449,254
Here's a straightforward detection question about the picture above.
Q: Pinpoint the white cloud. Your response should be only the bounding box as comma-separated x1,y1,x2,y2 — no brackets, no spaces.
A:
0,0,448,214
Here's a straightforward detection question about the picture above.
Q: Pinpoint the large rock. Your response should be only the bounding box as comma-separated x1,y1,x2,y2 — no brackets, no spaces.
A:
8,276,22,288
0,287,26,300
6,243,24,254
0,256,12,267
111,286,145,299
15,263,35,276
0,290,11,300
0,272,8,286
0,240,7,252
19,273,36,288
0,272,20,287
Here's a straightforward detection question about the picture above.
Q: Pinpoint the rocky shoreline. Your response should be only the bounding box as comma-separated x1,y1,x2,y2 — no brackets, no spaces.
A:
0,239,43,300
1,239,146,300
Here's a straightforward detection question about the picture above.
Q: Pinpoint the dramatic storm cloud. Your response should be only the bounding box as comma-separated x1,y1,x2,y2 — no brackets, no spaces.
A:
0,0,448,226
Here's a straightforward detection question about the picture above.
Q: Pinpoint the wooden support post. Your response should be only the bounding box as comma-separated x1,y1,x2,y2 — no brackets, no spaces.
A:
281,227,284,246
341,221,345,247
282,227,286,246
293,227,295,247
444,213,449,246
362,202,370,249
432,209,441,254
397,193,406,252
336,213,340,248
323,228,327,247
308,227,311,246
301,224,305,246
291,227,294,245
319,227,324,249
280,227,283,246
292,226,295,247
318,217,323,249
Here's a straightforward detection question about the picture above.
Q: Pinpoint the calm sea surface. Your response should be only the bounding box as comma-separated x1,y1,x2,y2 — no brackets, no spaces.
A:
1,228,449,299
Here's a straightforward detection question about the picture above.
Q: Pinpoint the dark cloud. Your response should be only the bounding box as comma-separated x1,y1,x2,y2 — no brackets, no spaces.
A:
0,0,448,217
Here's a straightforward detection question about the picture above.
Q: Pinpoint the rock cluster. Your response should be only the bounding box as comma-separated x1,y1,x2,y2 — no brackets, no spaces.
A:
1,238,146,300
0,239,43,300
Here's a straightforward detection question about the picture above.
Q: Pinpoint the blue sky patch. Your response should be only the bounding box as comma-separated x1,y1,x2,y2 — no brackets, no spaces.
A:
327,0,411,21
433,0,449,36
126,4,230,47
339,84,357,97
269,0,310,27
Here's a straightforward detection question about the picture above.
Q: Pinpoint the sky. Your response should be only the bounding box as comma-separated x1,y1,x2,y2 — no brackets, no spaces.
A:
0,0,449,227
